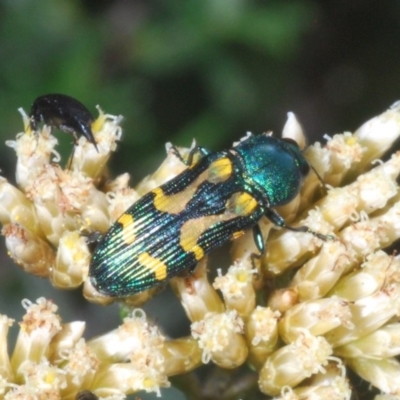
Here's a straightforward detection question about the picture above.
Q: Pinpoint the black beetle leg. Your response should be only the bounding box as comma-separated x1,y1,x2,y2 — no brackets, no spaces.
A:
264,207,334,241
170,144,209,167
66,143,77,170
250,224,264,271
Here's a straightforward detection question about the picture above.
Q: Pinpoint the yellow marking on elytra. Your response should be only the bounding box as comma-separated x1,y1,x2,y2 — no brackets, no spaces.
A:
154,155,231,224
152,187,191,214
192,245,204,260
180,212,238,259
152,155,233,217
230,230,244,240
180,233,205,261
153,187,192,214
152,169,209,214
208,157,233,183
226,192,258,217
180,239,205,261
138,252,168,281
118,213,133,226
117,213,136,244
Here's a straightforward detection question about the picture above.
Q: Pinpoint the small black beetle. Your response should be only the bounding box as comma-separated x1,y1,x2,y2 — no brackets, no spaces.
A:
75,390,99,400
30,94,98,151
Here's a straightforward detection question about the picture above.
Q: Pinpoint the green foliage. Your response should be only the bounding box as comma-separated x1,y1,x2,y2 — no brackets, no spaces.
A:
0,0,316,177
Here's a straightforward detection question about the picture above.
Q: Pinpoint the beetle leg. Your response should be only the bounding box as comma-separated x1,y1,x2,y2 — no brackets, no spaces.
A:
252,224,265,255
170,144,210,167
65,133,79,171
264,207,335,241
249,224,264,274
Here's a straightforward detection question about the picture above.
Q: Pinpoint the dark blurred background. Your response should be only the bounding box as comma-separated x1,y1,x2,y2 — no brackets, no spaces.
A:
0,0,399,398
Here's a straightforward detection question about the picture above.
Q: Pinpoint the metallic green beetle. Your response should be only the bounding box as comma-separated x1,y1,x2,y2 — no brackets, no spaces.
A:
89,133,330,297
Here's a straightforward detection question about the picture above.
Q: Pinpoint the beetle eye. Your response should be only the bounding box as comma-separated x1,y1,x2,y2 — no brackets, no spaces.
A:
281,138,310,176
300,159,310,176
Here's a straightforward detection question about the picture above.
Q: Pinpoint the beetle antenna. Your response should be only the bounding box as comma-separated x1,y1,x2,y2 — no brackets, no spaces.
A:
310,164,329,193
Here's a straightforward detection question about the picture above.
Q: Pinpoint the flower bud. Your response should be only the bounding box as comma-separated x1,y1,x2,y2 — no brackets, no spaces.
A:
191,310,248,369
258,331,332,396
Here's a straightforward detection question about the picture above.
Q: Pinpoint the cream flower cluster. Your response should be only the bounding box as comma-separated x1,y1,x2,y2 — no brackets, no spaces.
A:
0,103,400,398
0,297,197,399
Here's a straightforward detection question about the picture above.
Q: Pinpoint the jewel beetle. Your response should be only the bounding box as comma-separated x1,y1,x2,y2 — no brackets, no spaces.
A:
30,93,98,151
89,133,331,297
